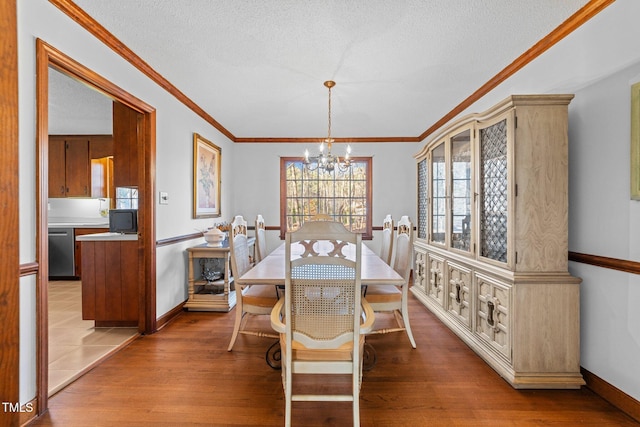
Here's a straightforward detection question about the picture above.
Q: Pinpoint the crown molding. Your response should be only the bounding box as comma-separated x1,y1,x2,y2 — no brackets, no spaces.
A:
418,0,615,141
234,136,421,143
49,0,613,144
48,0,236,141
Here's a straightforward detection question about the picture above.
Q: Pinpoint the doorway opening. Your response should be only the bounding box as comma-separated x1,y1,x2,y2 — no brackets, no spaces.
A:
36,39,157,413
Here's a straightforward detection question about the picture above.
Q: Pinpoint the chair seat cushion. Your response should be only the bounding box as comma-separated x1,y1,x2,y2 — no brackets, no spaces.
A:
243,285,279,307
364,284,401,303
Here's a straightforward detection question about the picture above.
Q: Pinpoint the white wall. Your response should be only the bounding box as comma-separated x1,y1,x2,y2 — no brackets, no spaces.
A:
18,0,235,404
567,61,640,401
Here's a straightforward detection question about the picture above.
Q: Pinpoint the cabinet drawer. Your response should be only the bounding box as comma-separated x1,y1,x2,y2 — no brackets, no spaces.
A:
426,253,445,307
446,262,472,329
475,273,511,361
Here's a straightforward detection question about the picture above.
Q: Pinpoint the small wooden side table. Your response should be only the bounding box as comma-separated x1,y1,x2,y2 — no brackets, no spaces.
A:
185,238,254,312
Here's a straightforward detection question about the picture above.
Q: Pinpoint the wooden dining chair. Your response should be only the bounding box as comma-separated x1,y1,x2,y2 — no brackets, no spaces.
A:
363,215,416,348
270,220,374,427
380,214,394,266
227,215,279,351
254,214,268,263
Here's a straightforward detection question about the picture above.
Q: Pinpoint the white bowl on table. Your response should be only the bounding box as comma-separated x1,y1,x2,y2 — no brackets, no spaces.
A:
203,228,225,247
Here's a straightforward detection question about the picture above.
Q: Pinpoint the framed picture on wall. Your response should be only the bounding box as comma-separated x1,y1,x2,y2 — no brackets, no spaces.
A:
193,133,221,218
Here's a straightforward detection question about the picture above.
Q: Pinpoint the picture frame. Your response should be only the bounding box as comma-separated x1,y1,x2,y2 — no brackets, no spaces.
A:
632,81,640,200
193,133,221,218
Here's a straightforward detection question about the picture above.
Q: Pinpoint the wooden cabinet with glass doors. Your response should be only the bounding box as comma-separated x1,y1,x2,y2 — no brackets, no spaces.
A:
412,95,583,389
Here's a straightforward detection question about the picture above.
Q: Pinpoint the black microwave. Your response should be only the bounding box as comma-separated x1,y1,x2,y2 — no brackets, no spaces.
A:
109,209,138,234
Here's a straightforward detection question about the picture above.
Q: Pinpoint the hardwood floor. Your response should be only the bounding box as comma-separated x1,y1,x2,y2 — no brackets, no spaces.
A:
31,294,638,426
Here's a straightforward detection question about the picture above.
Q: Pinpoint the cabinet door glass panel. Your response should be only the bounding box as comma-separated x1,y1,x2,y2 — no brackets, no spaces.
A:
417,159,428,239
479,119,508,262
431,142,446,244
450,129,471,251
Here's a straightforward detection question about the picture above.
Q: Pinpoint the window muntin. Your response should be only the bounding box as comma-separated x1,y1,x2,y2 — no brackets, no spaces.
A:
281,157,372,239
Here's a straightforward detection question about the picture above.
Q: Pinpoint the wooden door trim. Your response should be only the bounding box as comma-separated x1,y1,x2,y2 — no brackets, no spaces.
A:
1,1,19,425
36,38,156,415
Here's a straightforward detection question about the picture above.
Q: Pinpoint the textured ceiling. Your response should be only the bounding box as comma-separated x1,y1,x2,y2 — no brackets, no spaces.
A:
49,68,113,135
67,0,596,139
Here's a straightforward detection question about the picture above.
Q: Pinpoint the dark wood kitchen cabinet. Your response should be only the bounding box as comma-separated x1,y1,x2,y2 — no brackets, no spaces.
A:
81,239,139,327
73,227,109,278
48,136,90,197
48,137,67,198
112,102,140,188
49,135,114,198
88,135,114,159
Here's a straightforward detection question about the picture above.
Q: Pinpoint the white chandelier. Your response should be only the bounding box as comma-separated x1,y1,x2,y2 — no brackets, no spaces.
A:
303,81,352,172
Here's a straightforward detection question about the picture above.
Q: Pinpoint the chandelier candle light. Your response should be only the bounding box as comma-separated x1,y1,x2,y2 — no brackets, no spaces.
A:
304,81,352,172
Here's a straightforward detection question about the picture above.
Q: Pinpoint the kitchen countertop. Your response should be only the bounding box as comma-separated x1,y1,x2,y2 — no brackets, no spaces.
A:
76,232,138,241
48,217,109,228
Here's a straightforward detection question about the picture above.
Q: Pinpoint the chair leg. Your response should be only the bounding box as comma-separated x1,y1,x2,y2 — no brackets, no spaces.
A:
227,304,244,351
401,301,417,349
285,362,292,427
352,370,360,426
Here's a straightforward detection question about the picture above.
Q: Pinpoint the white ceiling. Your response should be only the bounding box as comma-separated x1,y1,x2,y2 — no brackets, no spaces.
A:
49,67,113,135
63,0,635,140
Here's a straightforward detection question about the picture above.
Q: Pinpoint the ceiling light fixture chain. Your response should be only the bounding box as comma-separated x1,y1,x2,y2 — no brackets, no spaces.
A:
326,80,333,145
304,80,352,173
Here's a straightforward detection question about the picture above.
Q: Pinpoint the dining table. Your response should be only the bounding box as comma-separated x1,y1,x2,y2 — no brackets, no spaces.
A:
236,240,404,369
237,241,405,287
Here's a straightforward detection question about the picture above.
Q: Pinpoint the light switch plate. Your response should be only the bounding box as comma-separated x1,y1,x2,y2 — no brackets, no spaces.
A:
159,191,169,205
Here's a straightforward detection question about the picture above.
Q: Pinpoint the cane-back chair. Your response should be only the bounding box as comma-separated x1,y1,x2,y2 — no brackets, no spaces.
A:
363,215,416,348
270,220,374,426
379,214,394,266
227,215,279,351
255,214,268,263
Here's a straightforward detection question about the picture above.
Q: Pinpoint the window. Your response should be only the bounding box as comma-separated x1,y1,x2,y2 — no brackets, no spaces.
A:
280,157,372,239
115,186,138,209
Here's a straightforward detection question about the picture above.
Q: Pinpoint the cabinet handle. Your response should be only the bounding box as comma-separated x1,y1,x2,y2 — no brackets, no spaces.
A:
486,297,501,332
60,185,65,195
431,269,439,288
455,281,462,304
487,299,495,327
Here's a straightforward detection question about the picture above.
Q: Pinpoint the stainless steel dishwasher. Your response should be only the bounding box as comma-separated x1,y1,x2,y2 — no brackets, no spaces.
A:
48,227,75,277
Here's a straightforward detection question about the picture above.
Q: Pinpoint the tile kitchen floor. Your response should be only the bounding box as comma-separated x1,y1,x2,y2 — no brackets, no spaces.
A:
48,280,139,396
